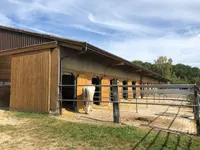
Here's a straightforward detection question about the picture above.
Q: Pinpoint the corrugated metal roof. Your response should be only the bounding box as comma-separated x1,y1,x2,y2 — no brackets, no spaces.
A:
0,25,169,82
0,27,53,51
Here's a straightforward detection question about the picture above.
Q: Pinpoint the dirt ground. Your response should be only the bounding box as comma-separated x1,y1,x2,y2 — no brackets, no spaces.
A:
0,109,20,126
61,96,196,135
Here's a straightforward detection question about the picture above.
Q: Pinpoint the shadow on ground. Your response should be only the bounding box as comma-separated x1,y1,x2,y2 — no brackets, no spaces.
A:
132,129,193,150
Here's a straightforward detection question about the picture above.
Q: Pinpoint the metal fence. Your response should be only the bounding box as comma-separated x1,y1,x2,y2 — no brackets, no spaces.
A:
59,82,200,135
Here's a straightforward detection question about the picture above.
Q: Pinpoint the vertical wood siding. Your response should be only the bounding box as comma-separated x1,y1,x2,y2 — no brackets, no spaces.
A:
136,81,141,98
118,80,123,102
128,81,133,99
0,56,11,81
0,29,52,51
10,50,51,113
50,48,59,111
101,78,110,105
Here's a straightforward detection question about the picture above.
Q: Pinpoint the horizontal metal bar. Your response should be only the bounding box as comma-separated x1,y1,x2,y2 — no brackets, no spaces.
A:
120,89,193,94
92,90,193,95
94,96,111,99
60,99,196,107
125,98,193,102
59,84,195,88
62,99,111,103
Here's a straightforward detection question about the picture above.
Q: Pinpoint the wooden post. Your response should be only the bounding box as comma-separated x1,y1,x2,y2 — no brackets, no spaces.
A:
194,86,200,135
73,75,78,112
113,79,120,123
194,88,197,120
58,84,62,115
136,97,138,113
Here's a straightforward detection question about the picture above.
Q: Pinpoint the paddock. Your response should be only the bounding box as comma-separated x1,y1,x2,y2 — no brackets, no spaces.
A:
61,99,196,134
59,84,199,136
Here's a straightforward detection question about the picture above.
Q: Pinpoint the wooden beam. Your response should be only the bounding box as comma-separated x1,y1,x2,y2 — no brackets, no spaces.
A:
0,41,58,57
59,42,83,51
136,70,142,72
50,48,59,111
112,62,124,66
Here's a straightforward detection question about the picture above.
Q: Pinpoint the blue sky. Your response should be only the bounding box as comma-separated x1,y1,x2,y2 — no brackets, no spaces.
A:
1,0,200,67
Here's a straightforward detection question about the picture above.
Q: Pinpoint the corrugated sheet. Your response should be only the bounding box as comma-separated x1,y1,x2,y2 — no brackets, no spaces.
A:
0,28,53,51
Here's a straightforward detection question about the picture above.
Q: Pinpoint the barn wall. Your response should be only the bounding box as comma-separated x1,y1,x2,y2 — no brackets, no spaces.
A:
62,56,140,81
128,81,133,99
118,80,123,102
136,81,141,98
60,47,163,107
10,49,51,113
101,78,110,105
61,47,141,81
0,56,11,81
50,48,59,111
143,76,161,84
0,28,52,51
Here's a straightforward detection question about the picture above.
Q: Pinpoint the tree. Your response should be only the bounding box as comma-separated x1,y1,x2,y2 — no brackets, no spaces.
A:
132,56,200,84
154,56,173,79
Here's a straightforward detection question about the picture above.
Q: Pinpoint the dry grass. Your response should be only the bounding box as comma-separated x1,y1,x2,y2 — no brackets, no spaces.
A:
0,111,200,150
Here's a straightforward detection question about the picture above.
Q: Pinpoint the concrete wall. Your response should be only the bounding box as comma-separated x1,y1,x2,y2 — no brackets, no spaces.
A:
61,47,141,81
60,46,163,108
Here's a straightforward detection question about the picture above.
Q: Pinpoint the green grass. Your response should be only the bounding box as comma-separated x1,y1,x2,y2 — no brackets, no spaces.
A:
14,111,48,119
2,112,200,149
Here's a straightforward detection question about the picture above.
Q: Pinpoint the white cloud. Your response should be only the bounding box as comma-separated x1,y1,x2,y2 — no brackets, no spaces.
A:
104,34,200,67
87,13,161,36
0,14,12,26
71,24,111,36
1,0,200,67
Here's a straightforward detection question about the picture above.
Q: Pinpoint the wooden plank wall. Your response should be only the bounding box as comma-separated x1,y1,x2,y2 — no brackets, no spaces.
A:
50,48,59,111
101,78,110,105
0,56,11,81
128,81,133,99
136,81,141,98
118,80,123,102
10,50,51,113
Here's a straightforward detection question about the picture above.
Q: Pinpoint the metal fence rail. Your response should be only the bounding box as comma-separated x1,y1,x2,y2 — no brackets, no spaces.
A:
58,83,200,135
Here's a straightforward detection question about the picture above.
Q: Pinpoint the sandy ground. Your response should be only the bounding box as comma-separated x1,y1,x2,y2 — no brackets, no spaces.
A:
0,109,20,126
61,96,196,135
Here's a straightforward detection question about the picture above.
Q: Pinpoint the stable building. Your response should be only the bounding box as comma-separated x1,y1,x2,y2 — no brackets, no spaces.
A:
0,25,168,114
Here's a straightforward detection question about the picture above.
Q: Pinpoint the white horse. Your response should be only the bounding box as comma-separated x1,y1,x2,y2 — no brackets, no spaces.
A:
82,85,96,114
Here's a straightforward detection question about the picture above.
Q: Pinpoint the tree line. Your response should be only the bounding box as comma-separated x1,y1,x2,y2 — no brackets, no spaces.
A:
133,56,200,84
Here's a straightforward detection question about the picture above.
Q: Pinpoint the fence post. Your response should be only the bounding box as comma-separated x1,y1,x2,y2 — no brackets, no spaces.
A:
194,86,200,135
113,79,120,123
58,84,62,115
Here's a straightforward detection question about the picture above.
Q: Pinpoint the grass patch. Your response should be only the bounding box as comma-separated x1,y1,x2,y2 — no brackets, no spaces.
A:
2,112,200,149
13,111,48,119
30,117,200,149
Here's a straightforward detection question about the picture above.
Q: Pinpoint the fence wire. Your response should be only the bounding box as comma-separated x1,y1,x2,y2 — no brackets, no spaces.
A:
59,83,200,135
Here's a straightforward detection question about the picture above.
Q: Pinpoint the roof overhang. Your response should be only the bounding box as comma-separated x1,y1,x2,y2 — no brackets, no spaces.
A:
0,25,170,82
0,41,57,56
